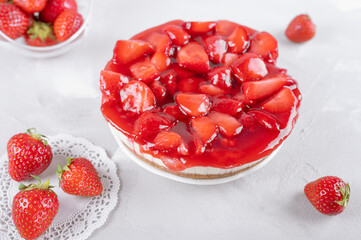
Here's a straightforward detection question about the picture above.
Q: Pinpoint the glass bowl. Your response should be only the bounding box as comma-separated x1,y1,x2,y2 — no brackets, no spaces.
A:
0,0,92,58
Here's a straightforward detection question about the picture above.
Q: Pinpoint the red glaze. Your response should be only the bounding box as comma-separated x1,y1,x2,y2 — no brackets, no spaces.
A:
100,20,302,172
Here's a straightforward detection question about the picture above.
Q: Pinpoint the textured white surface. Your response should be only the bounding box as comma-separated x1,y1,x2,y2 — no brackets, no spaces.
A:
0,0,361,239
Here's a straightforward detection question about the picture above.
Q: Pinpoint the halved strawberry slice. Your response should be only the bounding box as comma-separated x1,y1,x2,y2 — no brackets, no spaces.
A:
177,42,210,74
146,32,171,54
130,61,160,84
160,70,178,95
203,35,228,64
176,93,211,117
120,80,156,114
249,32,278,63
150,81,167,104
191,116,219,144
100,70,130,102
199,84,226,96
262,88,297,113
228,26,249,54
223,53,238,66
154,131,182,151
183,21,216,35
249,110,280,130
239,112,259,130
163,25,190,46
215,20,238,37
233,92,255,106
230,53,268,83
134,111,173,142
207,66,232,90
177,77,203,93
163,104,189,122
169,64,196,79
212,97,243,116
113,40,154,65
151,51,171,71
242,73,292,100
208,111,243,137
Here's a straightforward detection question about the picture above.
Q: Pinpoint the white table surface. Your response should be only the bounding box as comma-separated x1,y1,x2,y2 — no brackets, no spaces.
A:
1,0,361,239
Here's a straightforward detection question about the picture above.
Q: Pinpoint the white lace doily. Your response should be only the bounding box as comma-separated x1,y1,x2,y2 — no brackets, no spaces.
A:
0,134,120,240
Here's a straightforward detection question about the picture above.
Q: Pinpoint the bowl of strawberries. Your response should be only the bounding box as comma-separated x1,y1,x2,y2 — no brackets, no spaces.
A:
0,0,92,57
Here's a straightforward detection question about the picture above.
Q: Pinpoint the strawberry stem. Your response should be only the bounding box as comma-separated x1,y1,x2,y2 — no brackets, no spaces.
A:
335,183,350,207
56,158,73,182
18,175,54,192
26,128,48,145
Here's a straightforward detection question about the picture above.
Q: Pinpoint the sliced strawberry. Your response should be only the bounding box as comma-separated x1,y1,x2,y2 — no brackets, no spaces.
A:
156,112,176,123
100,70,130,102
230,53,268,83
177,77,202,93
212,97,243,116
215,20,238,37
163,25,190,46
160,70,178,95
262,88,297,113
203,35,228,64
150,81,167,104
242,73,292,100
154,131,182,151
239,112,259,130
207,66,232,90
120,80,156,114
163,104,189,122
199,84,225,96
176,93,211,117
183,21,216,35
208,111,243,137
151,51,171,71
169,64,196,79
249,110,280,130
249,32,278,63
265,63,287,76
233,92,255,106
134,112,173,142
177,42,210,74
130,61,159,84
227,26,249,54
191,116,219,144
146,32,171,54
113,40,154,65
223,53,239,66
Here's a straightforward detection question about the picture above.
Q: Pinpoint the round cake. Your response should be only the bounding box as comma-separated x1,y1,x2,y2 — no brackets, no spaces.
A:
100,20,302,179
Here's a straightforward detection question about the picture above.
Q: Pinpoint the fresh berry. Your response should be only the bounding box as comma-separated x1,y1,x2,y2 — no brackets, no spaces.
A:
304,176,350,215
7,129,52,181
215,20,238,37
100,70,129,102
177,77,202,93
130,61,160,84
113,40,154,65
57,158,103,196
176,93,211,117
177,42,210,74
207,66,232,90
286,14,316,43
212,97,243,116
150,81,167,104
146,32,171,54
163,25,189,46
199,84,225,96
183,21,216,35
0,3,29,39
25,21,58,47
248,110,280,130
134,111,173,142
208,111,243,137
242,73,292,100
227,26,249,53
231,53,268,83
40,0,77,23
191,116,219,144
203,35,228,64
13,0,46,14
53,10,83,42
12,176,59,240
154,131,182,151
249,31,278,63
120,80,156,114
262,88,297,113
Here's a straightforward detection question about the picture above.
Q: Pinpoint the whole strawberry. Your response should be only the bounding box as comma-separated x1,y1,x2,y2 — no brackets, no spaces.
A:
0,3,29,39
40,0,77,23
304,176,350,215
25,21,58,46
57,157,103,196
13,176,59,240
13,0,46,14
53,10,83,42
286,14,316,43
7,128,53,181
